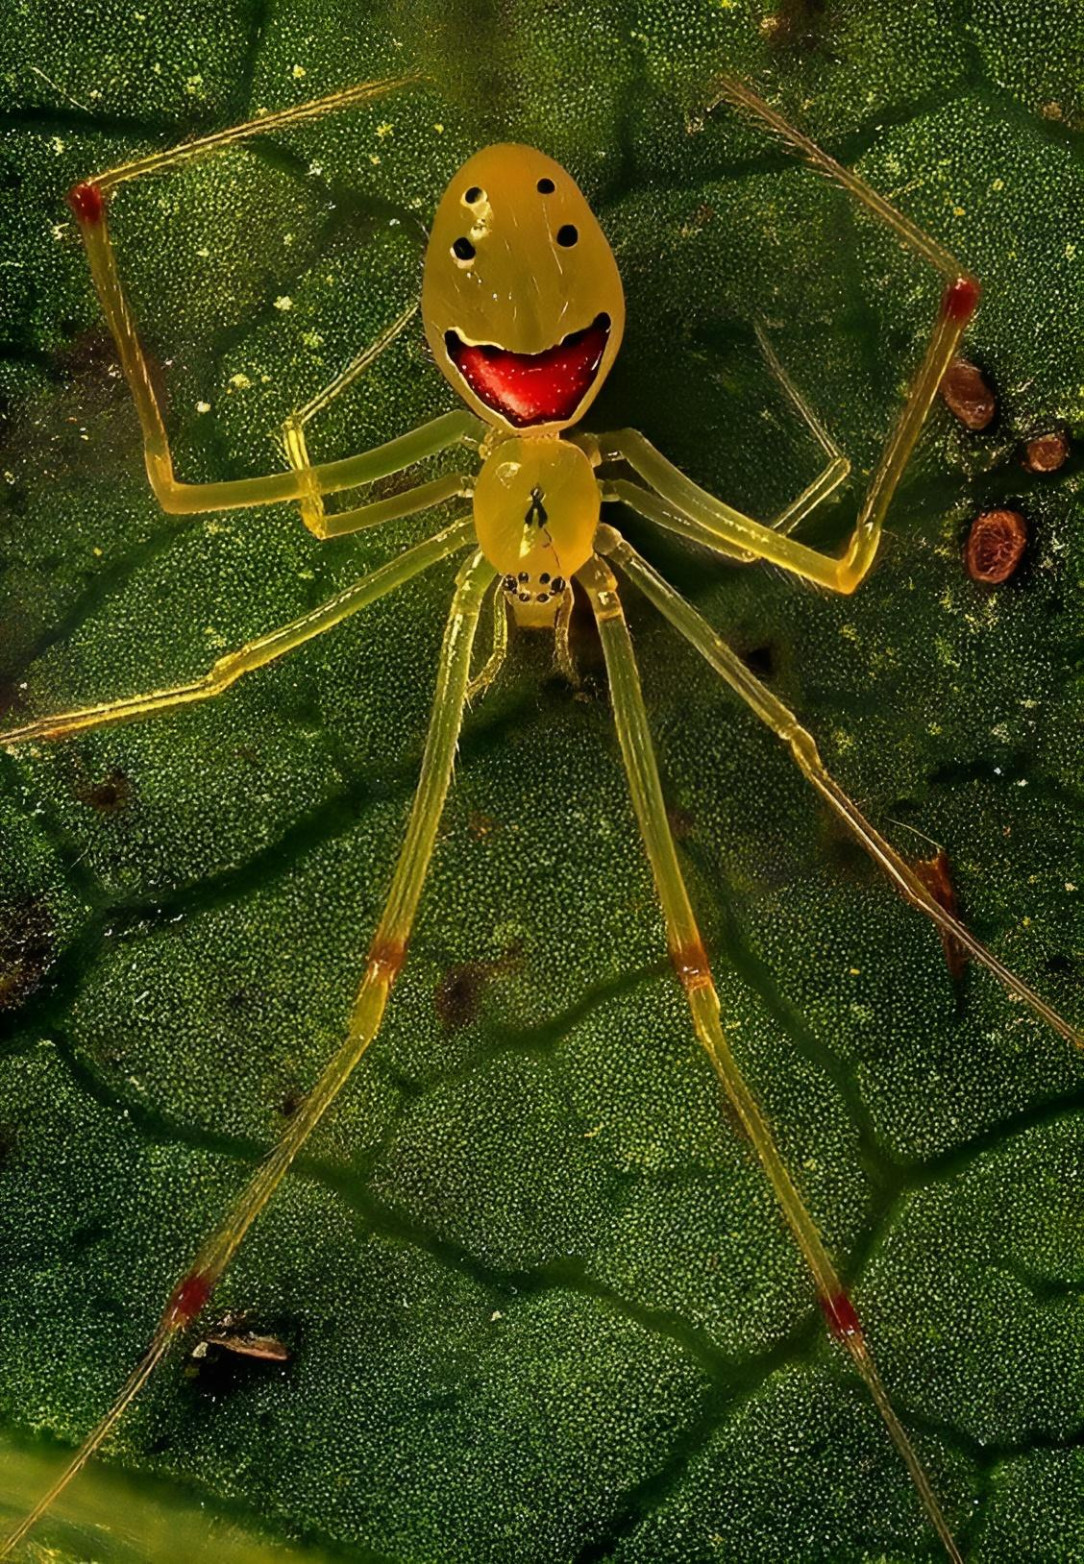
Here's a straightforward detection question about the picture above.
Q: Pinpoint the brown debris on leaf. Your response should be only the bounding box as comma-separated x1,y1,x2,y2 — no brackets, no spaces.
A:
939,356,997,431
1022,430,1070,474
190,1314,290,1365
912,850,968,980
964,509,1027,584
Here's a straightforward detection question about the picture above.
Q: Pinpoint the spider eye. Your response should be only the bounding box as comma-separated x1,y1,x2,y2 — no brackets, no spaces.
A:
537,177,555,194
556,224,578,247
452,236,476,265
464,186,484,204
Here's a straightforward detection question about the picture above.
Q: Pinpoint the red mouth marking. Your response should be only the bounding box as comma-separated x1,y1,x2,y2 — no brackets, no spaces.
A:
446,313,610,426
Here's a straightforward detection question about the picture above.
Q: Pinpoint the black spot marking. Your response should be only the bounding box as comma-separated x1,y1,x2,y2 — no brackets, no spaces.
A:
537,177,555,194
556,224,578,247
503,574,517,592
517,571,529,582
539,572,550,584
551,576,566,593
464,186,483,203
452,237,476,262
526,486,548,527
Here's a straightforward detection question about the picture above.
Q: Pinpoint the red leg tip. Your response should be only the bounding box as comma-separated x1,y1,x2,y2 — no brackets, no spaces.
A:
941,275,981,325
165,1270,214,1328
820,1289,863,1342
67,181,106,225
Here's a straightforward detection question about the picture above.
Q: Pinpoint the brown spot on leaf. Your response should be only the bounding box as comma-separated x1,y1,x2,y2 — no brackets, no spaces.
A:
468,810,501,840
762,0,829,50
1022,430,1070,474
0,898,55,1010
912,849,968,980
939,356,996,431
279,1084,304,1119
667,805,695,841
435,962,490,1031
435,946,522,1031
964,508,1028,584
76,766,131,814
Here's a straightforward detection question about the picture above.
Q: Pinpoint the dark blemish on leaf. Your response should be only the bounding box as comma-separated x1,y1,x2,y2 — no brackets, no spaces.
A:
739,643,776,679
226,985,263,1011
0,1123,18,1169
435,962,490,1031
0,898,55,1010
435,947,523,1031
1022,429,1070,474
761,0,830,51
912,849,968,981
0,675,26,725
939,356,996,431
53,324,118,382
279,1084,304,1119
667,805,695,841
965,508,1028,584
76,766,131,814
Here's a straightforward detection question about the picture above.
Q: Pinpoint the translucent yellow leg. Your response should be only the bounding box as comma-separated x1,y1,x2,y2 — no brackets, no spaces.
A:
576,551,963,1564
66,74,486,516
465,578,509,702
0,548,494,1563
288,471,475,542
280,302,424,538
596,524,1079,1049
1,517,473,747
597,80,980,594
553,584,579,685
755,321,851,539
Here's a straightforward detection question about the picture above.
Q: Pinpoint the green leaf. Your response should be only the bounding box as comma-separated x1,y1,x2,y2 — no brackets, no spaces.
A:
1,4,1082,1561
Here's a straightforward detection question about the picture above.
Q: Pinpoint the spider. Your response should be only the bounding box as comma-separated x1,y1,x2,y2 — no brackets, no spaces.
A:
0,69,1077,1563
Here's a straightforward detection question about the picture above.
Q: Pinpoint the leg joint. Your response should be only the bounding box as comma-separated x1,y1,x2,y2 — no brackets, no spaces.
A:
669,936,713,992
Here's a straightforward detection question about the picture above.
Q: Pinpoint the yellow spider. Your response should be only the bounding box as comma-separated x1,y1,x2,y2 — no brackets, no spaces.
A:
1,71,1076,1564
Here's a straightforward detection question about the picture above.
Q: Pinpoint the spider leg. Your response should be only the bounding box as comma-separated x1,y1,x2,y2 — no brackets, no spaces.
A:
1,517,473,746
280,302,420,537
596,524,1079,1049
466,578,510,703
576,550,963,1564
754,320,851,539
67,74,486,517
620,323,851,564
595,81,979,594
293,471,475,542
0,547,495,1562
553,583,579,685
